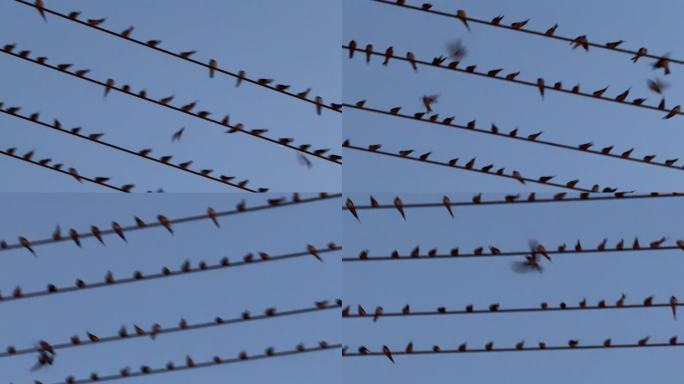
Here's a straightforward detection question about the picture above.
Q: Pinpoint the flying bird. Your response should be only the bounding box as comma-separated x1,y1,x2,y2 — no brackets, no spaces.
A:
647,78,669,94
653,54,671,75
422,94,439,113
171,127,185,142
447,40,467,60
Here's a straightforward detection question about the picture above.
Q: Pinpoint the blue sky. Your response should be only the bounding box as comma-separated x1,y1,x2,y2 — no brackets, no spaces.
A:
343,192,684,383
0,0,341,192
344,0,684,192
0,193,341,383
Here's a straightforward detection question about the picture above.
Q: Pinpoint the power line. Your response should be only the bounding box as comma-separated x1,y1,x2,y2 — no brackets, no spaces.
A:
342,239,683,262
344,297,680,320
45,342,340,384
343,140,621,192
0,104,267,192
344,338,683,360
344,102,684,172
0,145,132,192
0,244,341,303
370,0,683,67
0,192,341,254
14,0,343,115
0,44,342,164
343,43,684,119
1,299,340,358
342,193,683,220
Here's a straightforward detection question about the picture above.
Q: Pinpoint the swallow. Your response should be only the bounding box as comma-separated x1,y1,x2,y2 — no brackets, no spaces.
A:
605,40,623,49
631,47,647,63
108,221,126,243
157,215,173,234
373,306,383,322
297,88,311,99
545,24,558,36
571,35,589,51
365,44,373,63
52,225,62,241
643,296,653,306
18,236,36,256
568,340,579,348
491,15,504,25
91,225,104,245
394,196,406,220
615,88,630,102
346,198,360,221
171,127,184,142
456,10,470,31
597,238,607,251
511,19,529,30
406,51,418,71
442,195,454,217
146,39,161,47
664,105,680,119
650,236,667,248
593,86,608,97
447,40,467,60
87,332,99,342
512,170,525,184
382,46,394,65
348,40,357,59
644,80,668,99
121,26,134,38
603,338,612,347
87,18,106,27
34,0,47,21
103,78,115,98
315,96,323,115
653,54,671,75
307,244,322,261
382,345,395,363
678,240,684,250
68,228,81,247
536,78,545,99
159,95,174,105
180,100,197,113
638,336,649,346
422,94,439,113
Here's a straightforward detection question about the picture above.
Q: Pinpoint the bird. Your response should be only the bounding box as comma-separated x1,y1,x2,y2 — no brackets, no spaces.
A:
653,54,671,75
405,342,413,353
34,0,47,22
512,170,525,184
456,10,470,31
179,50,195,59
571,35,589,51
382,345,394,363
605,40,623,49
631,47,647,62
87,18,106,27
346,198,360,221
121,26,134,38
382,46,394,65
307,244,322,262
315,96,323,115
69,229,81,247
442,196,454,218
406,52,417,71
511,19,529,30
207,58,218,78
365,44,373,63
393,196,406,220
647,78,669,94
91,226,104,245
664,105,680,119
373,306,383,322
422,94,439,113
545,24,558,36
157,215,173,234
104,78,115,98
111,221,126,242
19,236,36,256
348,40,357,59
536,78,545,99
671,296,678,319
207,207,220,228
447,40,467,60
171,127,184,142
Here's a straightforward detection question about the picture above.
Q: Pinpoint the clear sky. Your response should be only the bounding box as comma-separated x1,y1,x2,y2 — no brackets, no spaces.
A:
342,193,684,383
344,0,684,192
0,0,341,192
0,193,341,383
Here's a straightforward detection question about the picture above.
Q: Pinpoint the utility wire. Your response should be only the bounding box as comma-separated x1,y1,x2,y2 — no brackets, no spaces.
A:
0,145,132,192
0,44,342,164
14,0,343,115
0,244,341,303
344,102,684,172
0,192,341,254
1,299,341,358
0,105,267,192
344,43,684,119
344,140,620,192
370,0,684,67
45,342,341,384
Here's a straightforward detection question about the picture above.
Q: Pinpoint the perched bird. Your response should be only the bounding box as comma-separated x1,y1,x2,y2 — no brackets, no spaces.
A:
207,207,220,228
671,296,678,319
315,96,323,115
382,345,395,363
664,105,680,119
348,40,357,59
605,40,623,49
631,47,647,63
69,229,81,247
157,215,173,234
536,78,545,99
236,70,246,87
34,0,47,22
653,54,671,75
545,24,558,36
406,52,417,71
346,198,360,221
571,35,589,51
373,306,383,322
382,46,394,65
511,19,529,30
19,236,36,256
393,196,406,220
442,195,454,218
87,18,106,27
171,127,185,142
207,58,218,78
307,244,322,262
422,94,439,113
111,221,126,242
456,10,470,31
121,26,134,38
91,226,104,245
104,78,115,98
512,170,525,184
365,44,373,63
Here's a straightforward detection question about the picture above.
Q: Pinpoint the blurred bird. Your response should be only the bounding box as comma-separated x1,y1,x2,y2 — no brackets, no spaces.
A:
406,51,417,71
207,207,219,228
307,244,322,261
671,296,678,319
393,196,406,220
529,240,551,262
382,345,395,363
121,26,134,38
511,19,529,30
536,78,545,99
19,236,35,256
647,78,669,94
34,0,46,22
348,40,357,59
365,44,373,63
512,170,525,184
346,198,360,221
442,195,454,218
456,10,470,31
571,35,589,51
157,215,173,234
87,18,106,27
171,127,184,142
545,24,558,36
422,94,439,113
383,46,394,65
111,221,126,242
664,105,680,119
653,54,671,75
69,229,81,247
447,40,467,60
373,306,383,322
91,226,104,245
631,47,647,62
605,40,623,49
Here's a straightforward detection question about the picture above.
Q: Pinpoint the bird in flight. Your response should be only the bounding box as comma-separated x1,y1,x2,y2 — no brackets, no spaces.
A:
171,127,185,142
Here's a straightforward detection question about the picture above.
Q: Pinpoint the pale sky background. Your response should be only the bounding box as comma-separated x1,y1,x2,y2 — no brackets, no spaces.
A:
0,193,341,383
343,193,684,383
344,0,684,192
0,0,341,192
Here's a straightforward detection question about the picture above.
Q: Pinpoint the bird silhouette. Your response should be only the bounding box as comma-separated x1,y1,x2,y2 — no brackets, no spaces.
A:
393,197,406,220
348,40,357,59
447,40,467,60
383,46,394,65
422,94,439,113
34,0,46,22
545,24,558,36
157,215,173,234
346,198,360,221
571,35,589,51
456,10,470,31
442,195,454,218
382,345,395,363
171,127,185,142
69,229,81,247
18,236,36,256
91,226,104,245
511,19,529,30
664,105,680,119
536,78,545,99
365,44,373,63
653,54,671,75
406,52,417,71
671,296,678,319
307,244,322,262
121,26,134,38
631,47,647,62
605,40,623,49
207,207,220,228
